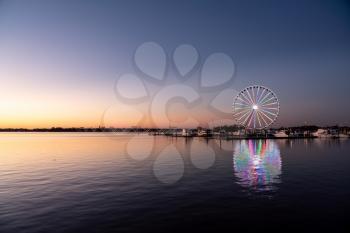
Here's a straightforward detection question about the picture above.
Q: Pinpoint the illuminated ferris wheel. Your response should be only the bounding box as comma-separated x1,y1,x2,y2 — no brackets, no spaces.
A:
233,85,279,130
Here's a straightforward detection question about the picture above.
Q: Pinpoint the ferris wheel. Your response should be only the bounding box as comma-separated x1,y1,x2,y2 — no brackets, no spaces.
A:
233,85,279,130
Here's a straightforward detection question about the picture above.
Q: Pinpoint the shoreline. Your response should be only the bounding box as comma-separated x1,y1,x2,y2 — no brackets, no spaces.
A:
0,131,348,139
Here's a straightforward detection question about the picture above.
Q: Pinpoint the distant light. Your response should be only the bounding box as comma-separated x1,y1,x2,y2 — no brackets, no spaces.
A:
253,157,260,166
252,105,258,110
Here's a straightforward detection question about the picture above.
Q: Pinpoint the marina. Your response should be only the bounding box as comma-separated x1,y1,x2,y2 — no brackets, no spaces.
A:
150,126,350,139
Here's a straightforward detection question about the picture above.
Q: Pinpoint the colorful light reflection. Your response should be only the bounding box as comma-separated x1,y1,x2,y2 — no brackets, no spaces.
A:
233,140,281,191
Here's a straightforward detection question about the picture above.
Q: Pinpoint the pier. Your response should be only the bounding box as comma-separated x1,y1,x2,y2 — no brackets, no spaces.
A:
150,126,350,140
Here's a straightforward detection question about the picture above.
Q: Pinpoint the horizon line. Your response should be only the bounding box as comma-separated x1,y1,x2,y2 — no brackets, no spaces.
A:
0,124,349,131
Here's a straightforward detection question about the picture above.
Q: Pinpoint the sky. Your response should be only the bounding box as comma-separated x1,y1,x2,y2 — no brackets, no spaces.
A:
0,0,350,128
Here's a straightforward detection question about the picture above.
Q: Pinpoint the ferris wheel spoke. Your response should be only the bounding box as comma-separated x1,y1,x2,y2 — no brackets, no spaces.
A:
257,110,274,123
234,109,251,117
261,108,278,112
256,111,262,128
236,94,249,102
245,88,255,104
234,102,250,107
234,107,251,112
242,116,251,127
252,88,256,104
261,101,278,107
253,111,258,129
234,108,251,114
249,111,255,128
248,111,255,128
260,110,277,121
258,92,272,105
252,112,257,128
234,103,251,107
239,110,253,123
242,90,252,105
257,88,266,103
236,97,251,106
234,107,250,112
261,104,278,111
257,111,268,126
234,107,251,111
260,96,277,105
239,100,252,106
259,95,274,106
259,108,278,116
262,97,277,103
238,92,253,105
255,86,261,103
261,114,273,126
242,110,254,126
237,109,252,121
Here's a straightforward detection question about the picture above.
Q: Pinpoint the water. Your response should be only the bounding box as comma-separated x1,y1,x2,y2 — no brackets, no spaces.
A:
0,133,349,232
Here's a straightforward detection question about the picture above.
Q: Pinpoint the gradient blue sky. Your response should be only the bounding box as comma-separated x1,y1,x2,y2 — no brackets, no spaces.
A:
0,0,350,127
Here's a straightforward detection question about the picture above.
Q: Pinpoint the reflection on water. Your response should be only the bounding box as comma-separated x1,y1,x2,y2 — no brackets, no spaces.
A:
1,134,349,232
233,140,282,191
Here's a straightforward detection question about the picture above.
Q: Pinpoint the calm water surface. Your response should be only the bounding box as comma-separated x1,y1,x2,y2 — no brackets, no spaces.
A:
0,133,349,232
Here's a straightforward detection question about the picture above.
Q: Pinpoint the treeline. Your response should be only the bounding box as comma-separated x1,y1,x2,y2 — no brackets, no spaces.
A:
212,125,245,131
0,127,107,132
213,125,350,132
0,125,349,132
277,125,350,132
0,127,171,132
